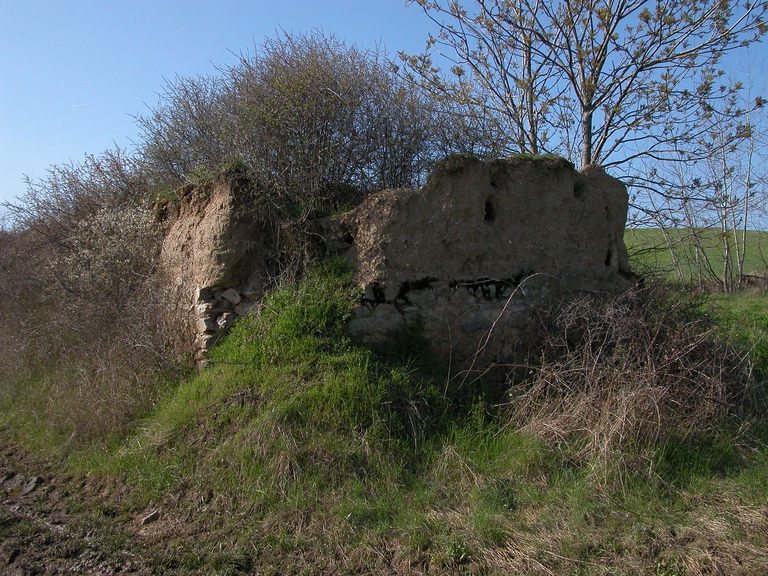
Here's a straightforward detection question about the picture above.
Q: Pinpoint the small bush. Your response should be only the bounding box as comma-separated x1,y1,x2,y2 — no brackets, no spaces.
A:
505,285,761,472
138,30,442,221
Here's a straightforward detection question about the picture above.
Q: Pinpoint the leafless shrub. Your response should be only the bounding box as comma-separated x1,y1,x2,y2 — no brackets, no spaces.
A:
136,74,229,188
137,31,446,222
505,286,760,469
5,149,151,243
0,151,185,444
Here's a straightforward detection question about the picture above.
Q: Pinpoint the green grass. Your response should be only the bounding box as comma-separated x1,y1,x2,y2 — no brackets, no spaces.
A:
3,256,768,573
84,261,768,572
709,290,768,384
625,227,768,285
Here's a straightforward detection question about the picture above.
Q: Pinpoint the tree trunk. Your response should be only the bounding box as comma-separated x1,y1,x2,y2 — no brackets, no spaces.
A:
581,109,593,168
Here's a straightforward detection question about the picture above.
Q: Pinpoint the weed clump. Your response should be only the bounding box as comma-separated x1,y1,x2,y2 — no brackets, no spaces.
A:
506,285,762,472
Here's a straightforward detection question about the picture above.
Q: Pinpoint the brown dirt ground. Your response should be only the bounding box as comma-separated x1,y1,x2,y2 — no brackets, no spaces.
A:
0,441,169,576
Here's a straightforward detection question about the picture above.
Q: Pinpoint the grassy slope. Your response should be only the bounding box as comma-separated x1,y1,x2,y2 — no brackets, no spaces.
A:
2,256,768,574
84,263,768,573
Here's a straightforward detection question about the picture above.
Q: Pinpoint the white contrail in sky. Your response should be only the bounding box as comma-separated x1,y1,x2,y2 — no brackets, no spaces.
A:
70,102,96,108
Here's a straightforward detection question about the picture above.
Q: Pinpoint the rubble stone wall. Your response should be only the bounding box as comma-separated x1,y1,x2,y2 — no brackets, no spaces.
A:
159,181,268,363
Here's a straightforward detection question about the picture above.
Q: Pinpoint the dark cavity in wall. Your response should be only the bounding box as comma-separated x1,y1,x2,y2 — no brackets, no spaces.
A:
396,277,439,304
573,179,586,200
484,196,497,222
450,275,531,299
605,247,615,267
332,221,355,245
364,282,387,305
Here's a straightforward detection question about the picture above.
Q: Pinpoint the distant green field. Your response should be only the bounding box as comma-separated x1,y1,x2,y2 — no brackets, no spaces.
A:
625,228,768,284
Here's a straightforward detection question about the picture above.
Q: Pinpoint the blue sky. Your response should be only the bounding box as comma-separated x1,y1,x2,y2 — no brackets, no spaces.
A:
2,2,766,212
0,1,436,206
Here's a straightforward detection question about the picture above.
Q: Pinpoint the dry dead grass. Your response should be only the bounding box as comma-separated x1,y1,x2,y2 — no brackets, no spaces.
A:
506,286,759,470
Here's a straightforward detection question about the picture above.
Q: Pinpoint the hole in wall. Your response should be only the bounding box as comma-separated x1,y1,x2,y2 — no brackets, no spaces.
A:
396,277,438,304
484,196,497,222
336,222,355,245
362,282,387,305
573,180,586,200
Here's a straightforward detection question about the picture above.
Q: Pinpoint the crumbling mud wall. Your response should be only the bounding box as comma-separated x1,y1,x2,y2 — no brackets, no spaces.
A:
323,155,635,369
160,155,635,368
159,181,269,362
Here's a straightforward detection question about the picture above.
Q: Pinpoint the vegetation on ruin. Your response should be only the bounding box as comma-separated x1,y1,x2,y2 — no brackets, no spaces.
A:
2,13,768,574
2,249,768,573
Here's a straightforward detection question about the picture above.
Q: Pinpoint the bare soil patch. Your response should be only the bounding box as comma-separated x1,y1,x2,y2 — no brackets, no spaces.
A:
0,443,163,576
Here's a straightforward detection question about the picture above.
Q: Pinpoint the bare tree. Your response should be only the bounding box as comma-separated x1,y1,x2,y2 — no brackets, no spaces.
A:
400,0,558,156
402,0,767,169
634,78,768,291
